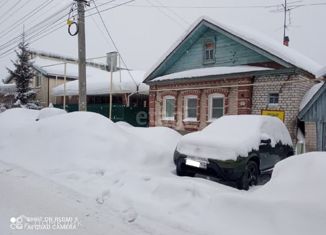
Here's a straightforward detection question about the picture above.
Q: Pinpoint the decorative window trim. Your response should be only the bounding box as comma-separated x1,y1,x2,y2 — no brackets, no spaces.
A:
203,38,216,65
184,95,198,122
162,95,175,121
208,93,224,122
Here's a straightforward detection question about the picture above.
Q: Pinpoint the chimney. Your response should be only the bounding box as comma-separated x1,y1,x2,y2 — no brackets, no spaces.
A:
283,36,290,46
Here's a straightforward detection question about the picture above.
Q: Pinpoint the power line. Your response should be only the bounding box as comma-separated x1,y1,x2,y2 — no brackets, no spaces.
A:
0,0,28,27
145,0,186,29
120,3,282,9
0,5,72,57
0,0,55,41
0,3,72,52
120,1,326,9
0,0,132,57
86,0,135,17
91,0,138,86
155,0,189,26
0,0,10,11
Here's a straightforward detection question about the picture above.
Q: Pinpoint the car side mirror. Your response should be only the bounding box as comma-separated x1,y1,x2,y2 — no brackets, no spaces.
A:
260,139,271,145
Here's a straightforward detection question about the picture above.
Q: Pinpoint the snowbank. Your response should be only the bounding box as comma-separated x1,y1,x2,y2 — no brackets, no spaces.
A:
36,107,67,121
0,109,325,235
177,115,292,161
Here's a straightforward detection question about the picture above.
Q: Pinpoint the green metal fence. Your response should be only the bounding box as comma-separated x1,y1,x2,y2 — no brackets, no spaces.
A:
54,104,149,127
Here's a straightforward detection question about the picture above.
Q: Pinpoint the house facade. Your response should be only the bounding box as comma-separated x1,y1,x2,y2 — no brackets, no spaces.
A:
144,17,322,144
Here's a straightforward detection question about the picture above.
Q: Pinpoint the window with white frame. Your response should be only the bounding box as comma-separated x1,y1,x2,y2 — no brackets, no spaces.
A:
203,39,215,64
184,95,198,121
163,96,175,120
208,93,224,121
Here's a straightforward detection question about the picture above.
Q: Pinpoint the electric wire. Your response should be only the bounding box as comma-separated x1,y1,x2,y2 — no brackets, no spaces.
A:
0,0,55,40
0,0,28,27
0,7,72,58
0,3,72,53
145,0,186,29
91,0,138,86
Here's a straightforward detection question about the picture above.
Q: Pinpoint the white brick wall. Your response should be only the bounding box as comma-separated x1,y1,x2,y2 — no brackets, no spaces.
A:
252,74,314,144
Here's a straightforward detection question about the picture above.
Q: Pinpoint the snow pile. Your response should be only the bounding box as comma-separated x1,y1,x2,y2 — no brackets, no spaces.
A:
36,107,67,121
177,115,292,161
257,152,326,201
152,66,273,82
299,82,324,111
0,109,180,172
0,109,325,235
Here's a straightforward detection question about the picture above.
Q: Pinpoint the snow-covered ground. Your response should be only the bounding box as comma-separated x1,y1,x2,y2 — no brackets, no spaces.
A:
0,108,325,235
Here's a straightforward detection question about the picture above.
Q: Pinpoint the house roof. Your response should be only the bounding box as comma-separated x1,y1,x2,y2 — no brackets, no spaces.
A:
151,66,273,82
52,70,148,96
316,66,326,78
298,82,325,119
144,16,321,83
32,57,79,79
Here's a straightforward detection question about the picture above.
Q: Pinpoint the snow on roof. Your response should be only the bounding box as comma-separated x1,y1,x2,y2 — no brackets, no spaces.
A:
0,83,16,94
299,82,324,111
145,16,321,80
177,115,293,161
151,66,273,82
52,69,148,96
31,56,149,96
32,57,79,79
316,66,326,78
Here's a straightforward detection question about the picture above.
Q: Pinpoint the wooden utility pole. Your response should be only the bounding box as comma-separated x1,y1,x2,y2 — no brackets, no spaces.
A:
77,0,87,111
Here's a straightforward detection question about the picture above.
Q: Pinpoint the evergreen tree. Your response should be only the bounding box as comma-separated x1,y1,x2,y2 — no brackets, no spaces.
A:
7,37,40,109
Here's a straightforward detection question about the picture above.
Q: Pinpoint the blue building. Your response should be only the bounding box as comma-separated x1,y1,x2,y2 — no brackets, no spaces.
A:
299,68,326,151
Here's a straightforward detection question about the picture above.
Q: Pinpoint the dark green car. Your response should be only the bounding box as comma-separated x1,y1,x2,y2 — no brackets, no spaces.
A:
174,115,294,190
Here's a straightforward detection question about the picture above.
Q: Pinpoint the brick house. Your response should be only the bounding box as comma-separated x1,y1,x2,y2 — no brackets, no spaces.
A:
143,17,322,144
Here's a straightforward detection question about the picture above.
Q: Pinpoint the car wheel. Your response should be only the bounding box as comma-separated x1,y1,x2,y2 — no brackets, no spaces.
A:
176,164,195,177
237,161,259,190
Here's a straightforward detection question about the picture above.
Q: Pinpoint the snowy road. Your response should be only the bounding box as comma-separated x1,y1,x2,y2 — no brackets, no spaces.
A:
0,160,139,235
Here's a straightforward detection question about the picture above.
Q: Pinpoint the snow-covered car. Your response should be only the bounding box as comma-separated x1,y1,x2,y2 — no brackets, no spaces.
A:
174,115,294,190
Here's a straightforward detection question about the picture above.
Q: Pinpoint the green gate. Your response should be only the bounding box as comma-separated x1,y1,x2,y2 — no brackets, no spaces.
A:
54,104,148,127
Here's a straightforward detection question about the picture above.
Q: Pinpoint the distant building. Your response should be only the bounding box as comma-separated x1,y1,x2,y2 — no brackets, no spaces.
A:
0,83,15,109
144,17,322,144
298,67,326,151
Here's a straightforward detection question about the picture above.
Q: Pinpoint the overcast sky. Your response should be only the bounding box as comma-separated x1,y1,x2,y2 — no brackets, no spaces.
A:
0,0,325,79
